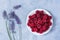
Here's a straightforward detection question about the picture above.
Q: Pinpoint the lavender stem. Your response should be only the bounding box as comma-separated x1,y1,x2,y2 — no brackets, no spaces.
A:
6,20,12,40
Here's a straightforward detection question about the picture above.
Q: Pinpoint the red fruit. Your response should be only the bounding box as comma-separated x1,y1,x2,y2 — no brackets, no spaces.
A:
32,27,38,32
27,10,52,34
37,24,41,29
36,11,40,18
46,19,50,23
36,10,41,14
37,18,42,24
47,16,52,20
49,16,52,19
42,26,47,31
29,14,36,19
42,19,47,23
36,10,44,15
38,28,43,33
29,15,32,19
36,14,40,18
28,19,33,23
43,14,48,20
33,18,37,24
48,21,52,26
42,26,49,32
27,22,35,27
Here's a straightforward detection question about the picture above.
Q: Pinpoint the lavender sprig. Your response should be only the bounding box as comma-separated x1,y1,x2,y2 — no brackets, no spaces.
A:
13,5,21,9
3,10,21,40
6,21,12,40
8,11,15,19
2,10,12,40
9,11,22,40
14,15,21,24
9,11,21,24
9,20,15,33
2,10,8,19
8,20,15,40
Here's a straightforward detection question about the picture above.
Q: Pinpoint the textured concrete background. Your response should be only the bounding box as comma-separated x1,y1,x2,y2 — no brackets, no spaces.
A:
0,0,60,40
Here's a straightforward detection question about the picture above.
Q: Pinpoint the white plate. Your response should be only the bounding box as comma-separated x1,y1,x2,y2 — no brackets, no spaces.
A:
26,9,53,35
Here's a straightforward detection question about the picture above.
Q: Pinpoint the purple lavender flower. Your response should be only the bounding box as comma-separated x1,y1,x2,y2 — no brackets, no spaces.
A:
9,20,15,33
9,11,21,24
13,5,21,9
2,10,8,19
8,11,15,19
14,15,21,24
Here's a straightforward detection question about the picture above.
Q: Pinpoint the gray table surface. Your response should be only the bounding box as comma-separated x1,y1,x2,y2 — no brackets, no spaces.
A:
0,0,60,40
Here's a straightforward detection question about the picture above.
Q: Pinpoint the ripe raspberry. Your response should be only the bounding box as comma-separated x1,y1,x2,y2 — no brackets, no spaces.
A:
27,10,52,34
32,27,38,32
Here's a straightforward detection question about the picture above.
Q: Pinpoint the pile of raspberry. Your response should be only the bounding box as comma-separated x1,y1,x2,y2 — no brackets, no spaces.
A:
27,10,52,34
